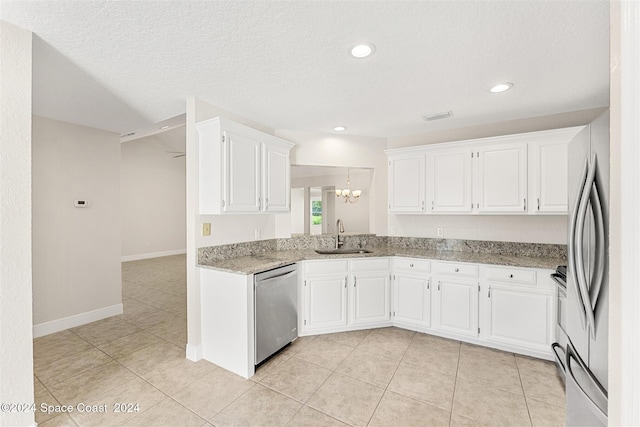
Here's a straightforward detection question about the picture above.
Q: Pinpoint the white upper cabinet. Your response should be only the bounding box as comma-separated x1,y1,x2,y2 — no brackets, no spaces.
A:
388,153,426,213
427,148,473,213
386,126,582,216
225,131,261,212
528,138,569,214
476,143,528,213
262,143,291,212
197,117,294,214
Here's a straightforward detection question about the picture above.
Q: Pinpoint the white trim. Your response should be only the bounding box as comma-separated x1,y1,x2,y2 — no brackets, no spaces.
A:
185,343,202,361
121,249,186,262
33,304,123,338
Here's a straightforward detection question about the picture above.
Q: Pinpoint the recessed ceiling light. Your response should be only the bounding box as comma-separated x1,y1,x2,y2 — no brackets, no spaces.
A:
333,126,347,132
490,83,513,93
350,43,376,59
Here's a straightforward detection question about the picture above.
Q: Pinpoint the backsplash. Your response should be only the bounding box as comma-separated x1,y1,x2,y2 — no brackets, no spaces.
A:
386,236,567,259
198,235,566,264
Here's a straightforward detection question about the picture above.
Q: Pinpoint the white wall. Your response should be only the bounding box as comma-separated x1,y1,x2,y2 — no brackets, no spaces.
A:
609,1,640,424
290,188,305,234
276,129,388,236
384,110,608,244
0,20,35,427
391,214,566,244
121,127,186,260
32,115,122,334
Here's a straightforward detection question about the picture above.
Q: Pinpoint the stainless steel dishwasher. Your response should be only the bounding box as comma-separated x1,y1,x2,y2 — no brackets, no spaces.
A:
254,263,298,366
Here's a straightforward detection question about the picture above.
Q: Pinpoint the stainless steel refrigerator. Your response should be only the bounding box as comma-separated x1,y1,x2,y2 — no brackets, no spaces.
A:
559,111,609,426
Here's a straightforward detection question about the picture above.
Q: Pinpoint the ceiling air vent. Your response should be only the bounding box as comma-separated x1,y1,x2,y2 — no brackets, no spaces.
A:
423,111,453,121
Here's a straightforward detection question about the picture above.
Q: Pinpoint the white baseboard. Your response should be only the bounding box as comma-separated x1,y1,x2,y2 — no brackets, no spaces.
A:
121,249,186,262
185,343,203,361
33,304,123,338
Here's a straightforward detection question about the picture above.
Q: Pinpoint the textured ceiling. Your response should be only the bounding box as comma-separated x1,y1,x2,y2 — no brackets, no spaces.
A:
1,1,609,138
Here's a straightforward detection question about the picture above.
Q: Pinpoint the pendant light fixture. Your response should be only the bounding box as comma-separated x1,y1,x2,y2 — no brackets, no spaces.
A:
335,169,362,203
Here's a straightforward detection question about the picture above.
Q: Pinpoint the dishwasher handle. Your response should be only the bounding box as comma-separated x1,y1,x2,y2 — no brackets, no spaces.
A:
255,270,297,287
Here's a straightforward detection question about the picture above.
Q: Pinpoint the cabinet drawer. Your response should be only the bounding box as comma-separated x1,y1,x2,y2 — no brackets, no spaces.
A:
394,257,431,273
351,257,390,272
435,262,478,278
305,260,349,276
486,266,536,286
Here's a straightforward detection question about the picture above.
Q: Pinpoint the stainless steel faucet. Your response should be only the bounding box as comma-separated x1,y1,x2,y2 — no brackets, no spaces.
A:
335,219,345,249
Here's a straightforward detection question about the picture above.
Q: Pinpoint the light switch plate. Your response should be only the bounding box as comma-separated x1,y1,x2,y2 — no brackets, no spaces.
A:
202,223,211,236
437,227,444,237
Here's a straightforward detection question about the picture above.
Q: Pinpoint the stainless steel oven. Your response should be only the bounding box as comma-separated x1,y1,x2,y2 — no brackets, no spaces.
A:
551,268,568,382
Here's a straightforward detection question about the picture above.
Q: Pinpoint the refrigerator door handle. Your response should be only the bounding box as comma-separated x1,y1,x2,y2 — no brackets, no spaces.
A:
588,156,605,320
568,159,589,330
565,342,608,421
575,156,598,336
551,342,566,374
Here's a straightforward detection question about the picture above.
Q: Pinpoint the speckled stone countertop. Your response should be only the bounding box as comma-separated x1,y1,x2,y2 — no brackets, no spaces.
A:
198,236,566,275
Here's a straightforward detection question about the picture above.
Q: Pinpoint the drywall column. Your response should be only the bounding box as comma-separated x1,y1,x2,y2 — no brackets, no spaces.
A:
609,1,640,425
0,21,35,427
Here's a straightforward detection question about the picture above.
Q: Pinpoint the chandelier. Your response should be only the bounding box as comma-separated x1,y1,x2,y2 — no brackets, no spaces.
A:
335,169,362,203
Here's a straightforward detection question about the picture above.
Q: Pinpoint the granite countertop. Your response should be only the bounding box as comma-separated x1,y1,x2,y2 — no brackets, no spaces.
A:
198,246,565,275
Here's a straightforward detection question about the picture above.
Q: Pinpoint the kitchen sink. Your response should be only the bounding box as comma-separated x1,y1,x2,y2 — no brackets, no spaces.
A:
314,249,373,255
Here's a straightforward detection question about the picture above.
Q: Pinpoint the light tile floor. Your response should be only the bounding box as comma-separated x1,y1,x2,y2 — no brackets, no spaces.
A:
33,255,566,426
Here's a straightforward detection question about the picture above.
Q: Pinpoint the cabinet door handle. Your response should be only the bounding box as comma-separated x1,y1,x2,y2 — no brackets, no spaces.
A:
422,200,425,210
410,263,414,267
426,279,430,290
437,281,441,291
454,268,459,272
537,198,540,211
509,274,514,278
488,286,491,298
354,276,357,287
258,197,262,210
266,198,269,209
344,276,347,288
524,198,527,211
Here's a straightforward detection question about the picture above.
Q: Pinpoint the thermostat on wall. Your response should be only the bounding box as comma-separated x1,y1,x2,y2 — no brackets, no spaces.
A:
74,200,89,208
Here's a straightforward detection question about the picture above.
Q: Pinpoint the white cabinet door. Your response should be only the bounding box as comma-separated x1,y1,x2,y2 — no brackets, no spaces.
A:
485,284,553,352
224,131,261,213
394,272,431,328
427,149,473,213
388,155,426,213
476,143,528,213
304,275,348,332
351,272,390,325
262,143,290,212
529,140,568,213
434,277,479,337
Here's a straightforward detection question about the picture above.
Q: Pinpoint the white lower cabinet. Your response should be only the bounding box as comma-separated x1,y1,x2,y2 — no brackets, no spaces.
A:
302,256,554,359
482,266,555,354
352,271,390,325
433,277,479,338
393,258,431,329
302,258,391,334
305,274,348,332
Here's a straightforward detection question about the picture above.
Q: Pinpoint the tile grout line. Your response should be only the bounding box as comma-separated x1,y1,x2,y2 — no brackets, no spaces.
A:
515,358,536,427
447,342,462,427
363,329,415,427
